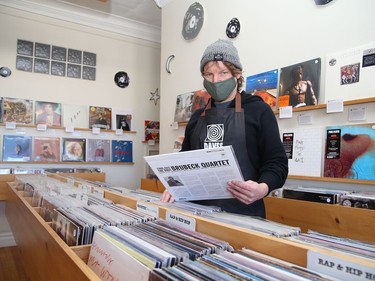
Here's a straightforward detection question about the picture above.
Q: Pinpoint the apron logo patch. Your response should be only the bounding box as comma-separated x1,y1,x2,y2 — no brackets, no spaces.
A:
205,124,224,142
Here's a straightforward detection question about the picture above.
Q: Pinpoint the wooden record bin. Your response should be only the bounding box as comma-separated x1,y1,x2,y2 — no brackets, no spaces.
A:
2,174,375,281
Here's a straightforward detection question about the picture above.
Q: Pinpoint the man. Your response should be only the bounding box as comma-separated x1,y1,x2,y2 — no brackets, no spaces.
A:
161,39,288,218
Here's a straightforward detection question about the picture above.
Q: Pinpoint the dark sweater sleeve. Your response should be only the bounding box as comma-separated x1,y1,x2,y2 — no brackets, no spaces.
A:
255,105,288,193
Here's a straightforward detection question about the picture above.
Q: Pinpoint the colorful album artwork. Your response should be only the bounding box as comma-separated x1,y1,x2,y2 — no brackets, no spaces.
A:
325,42,375,103
145,120,160,142
89,106,112,130
324,124,375,180
35,101,62,126
174,91,194,123
2,97,33,124
62,104,89,128
2,135,32,162
278,58,321,108
191,89,210,113
246,69,278,110
33,136,60,162
87,139,111,162
111,140,133,163
62,138,86,162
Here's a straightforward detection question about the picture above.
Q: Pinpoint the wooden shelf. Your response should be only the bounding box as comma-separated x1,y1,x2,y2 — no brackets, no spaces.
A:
3,174,375,280
0,123,136,134
0,161,134,165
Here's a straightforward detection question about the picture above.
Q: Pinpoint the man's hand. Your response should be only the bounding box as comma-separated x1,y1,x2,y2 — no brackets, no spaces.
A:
160,190,175,203
227,180,269,205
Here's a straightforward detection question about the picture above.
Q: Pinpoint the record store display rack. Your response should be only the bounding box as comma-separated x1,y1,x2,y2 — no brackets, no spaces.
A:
1,173,374,281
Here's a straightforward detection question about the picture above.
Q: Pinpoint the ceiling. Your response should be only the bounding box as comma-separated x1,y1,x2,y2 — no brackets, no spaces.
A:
57,0,162,28
0,0,174,43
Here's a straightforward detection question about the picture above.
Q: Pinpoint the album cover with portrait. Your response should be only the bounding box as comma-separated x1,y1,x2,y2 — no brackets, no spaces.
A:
246,69,278,110
111,140,133,163
33,136,60,162
62,104,89,128
144,120,160,141
111,110,132,131
278,58,321,108
324,123,375,180
2,97,33,124
2,135,32,162
62,138,86,162
89,106,112,130
35,101,62,126
87,139,111,162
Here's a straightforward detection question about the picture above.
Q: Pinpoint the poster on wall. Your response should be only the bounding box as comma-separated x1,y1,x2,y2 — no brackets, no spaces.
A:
324,124,375,180
246,69,278,110
325,42,375,103
278,58,321,108
174,89,210,123
282,127,324,177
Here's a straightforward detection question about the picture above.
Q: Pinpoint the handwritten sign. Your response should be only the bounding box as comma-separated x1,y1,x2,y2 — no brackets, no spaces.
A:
88,231,150,281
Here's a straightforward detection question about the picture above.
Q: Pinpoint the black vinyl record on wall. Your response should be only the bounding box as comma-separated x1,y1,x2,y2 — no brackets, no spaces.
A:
226,18,241,39
182,2,204,40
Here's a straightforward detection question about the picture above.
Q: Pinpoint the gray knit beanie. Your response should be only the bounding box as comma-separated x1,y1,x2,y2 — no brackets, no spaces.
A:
200,39,242,73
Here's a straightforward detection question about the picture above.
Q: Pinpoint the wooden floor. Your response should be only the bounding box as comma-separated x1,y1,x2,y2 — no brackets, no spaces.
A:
0,246,28,281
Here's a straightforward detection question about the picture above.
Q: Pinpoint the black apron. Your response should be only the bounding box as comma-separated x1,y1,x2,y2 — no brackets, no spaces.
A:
189,93,266,217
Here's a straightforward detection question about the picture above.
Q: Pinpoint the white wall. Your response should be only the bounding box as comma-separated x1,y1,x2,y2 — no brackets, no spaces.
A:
159,0,375,154
0,6,161,188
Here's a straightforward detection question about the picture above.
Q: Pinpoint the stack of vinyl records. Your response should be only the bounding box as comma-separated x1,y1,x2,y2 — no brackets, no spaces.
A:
285,230,375,260
339,191,375,210
150,248,336,281
200,212,301,238
282,185,350,204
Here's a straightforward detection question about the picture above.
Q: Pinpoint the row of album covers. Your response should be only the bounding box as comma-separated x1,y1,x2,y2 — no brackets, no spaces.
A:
14,175,375,281
0,135,133,163
173,42,375,122
0,97,161,142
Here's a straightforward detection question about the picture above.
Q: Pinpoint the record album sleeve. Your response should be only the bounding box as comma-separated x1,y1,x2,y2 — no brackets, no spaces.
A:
111,140,133,163
87,139,111,162
2,135,32,162
33,136,60,162
62,138,86,162
2,97,33,124
89,106,112,130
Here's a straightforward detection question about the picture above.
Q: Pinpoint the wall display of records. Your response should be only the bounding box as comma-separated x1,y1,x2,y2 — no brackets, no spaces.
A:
182,2,204,40
114,71,130,88
226,18,241,39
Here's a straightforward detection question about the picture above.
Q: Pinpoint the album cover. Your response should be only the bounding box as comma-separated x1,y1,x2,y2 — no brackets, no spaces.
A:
339,192,375,210
62,138,86,162
2,97,33,124
89,106,112,130
145,120,160,141
62,104,89,128
111,140,133,163
174,91,194,122
278,58,321,108
52,209,81,246
2,135,32,162
35,101,62,126
282,188,341,204
87,139,111,162
32,136,60,162
246,69,278,110
324,124,375,180
192,89,210,113
113,112,132,131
